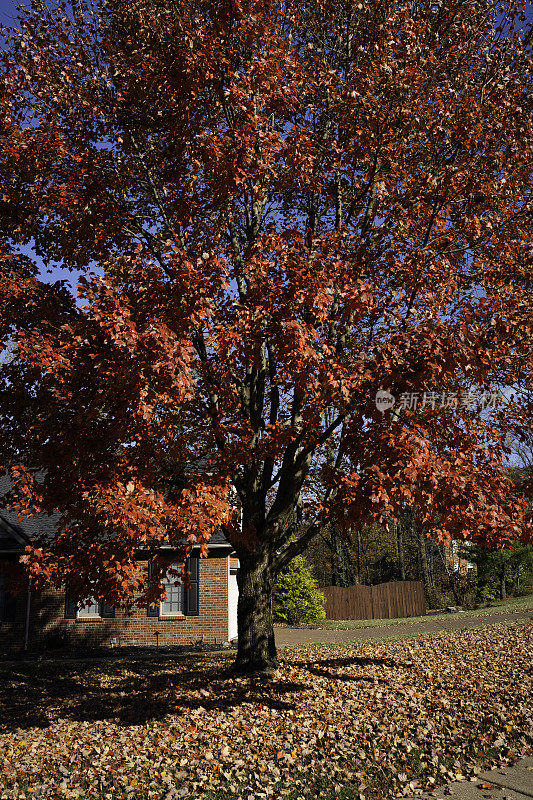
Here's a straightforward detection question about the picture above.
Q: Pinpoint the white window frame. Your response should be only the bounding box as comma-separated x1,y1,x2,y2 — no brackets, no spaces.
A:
160,562,184,617
78,597,102,618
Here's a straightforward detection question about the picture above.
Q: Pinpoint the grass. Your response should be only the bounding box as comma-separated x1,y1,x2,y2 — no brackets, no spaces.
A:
311,590,533,630
279,616,529,652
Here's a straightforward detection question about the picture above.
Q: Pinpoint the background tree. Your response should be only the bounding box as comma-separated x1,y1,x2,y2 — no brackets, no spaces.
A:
0,0,532,673
460,540,533,601
305,511,455,608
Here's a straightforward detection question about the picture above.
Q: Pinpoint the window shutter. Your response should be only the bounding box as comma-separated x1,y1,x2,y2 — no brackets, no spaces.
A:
184,556,199,616
147,561,159,617
147,602,159,617
3,592,17,622
64,593,77,619
100,602,115,619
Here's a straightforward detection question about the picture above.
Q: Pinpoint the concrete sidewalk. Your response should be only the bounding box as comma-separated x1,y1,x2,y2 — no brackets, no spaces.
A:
407,757,533,799
274,610,533,647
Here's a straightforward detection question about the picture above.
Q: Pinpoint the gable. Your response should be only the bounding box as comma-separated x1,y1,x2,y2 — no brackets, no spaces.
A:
0,513,31,552
0,474,60,549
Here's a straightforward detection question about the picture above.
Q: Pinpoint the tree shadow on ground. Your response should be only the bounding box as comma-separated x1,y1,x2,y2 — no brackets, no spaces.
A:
290,654,413,669
289,654,414,684
0,655,308,731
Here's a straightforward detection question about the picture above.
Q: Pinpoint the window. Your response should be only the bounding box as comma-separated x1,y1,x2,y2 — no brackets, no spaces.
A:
147,556,199,618
78,598,101,618
161,563,184,616
65,594,114,619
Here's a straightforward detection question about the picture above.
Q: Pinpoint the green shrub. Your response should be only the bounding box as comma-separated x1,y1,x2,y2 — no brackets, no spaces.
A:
274,554,326,624
476,583,500,604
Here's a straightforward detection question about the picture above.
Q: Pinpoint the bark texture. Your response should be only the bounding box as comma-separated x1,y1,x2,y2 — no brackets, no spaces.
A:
500,570,507,600
232,552,278,674
396,522,406,581
417,520,436,607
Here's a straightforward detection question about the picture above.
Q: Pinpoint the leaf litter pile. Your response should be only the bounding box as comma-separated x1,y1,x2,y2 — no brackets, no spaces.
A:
1,622,531,800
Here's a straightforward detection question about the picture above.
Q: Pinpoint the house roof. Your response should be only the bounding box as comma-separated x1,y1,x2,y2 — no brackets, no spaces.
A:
0,473,233,554
0,474,58,553
0,515,31,552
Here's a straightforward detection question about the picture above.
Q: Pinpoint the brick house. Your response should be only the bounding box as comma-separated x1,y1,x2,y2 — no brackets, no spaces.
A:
0,476,240,655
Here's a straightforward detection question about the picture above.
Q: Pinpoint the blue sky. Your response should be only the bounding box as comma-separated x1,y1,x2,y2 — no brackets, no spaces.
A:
0,0,18,26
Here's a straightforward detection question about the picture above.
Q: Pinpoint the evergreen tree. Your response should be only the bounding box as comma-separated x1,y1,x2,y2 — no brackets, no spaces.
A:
274,555,326,625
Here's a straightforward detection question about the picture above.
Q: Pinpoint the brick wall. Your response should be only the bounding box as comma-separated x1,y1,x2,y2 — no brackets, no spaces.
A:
0,555,230,656
0,556,27,655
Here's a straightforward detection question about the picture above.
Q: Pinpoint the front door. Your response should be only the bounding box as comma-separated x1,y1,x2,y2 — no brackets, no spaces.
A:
228,566,239,641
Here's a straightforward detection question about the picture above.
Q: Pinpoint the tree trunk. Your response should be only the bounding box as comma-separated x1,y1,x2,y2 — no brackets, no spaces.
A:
500,569,507,600
396,522,406,581
330,526,338,586
232,552,278,675
354,529,361,585
417,519,436,608
514,564,520,594
437,543,462,604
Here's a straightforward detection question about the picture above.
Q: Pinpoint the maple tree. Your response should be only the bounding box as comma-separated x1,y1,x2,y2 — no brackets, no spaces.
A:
0,0,532,673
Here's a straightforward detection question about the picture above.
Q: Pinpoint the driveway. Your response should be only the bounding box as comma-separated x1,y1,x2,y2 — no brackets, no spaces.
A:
275,610,533,647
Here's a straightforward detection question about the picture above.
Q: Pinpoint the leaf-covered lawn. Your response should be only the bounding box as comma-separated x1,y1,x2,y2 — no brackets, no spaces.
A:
1,622,531,800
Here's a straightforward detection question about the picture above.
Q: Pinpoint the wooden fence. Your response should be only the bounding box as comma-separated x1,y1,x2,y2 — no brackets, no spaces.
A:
322,581,426,620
